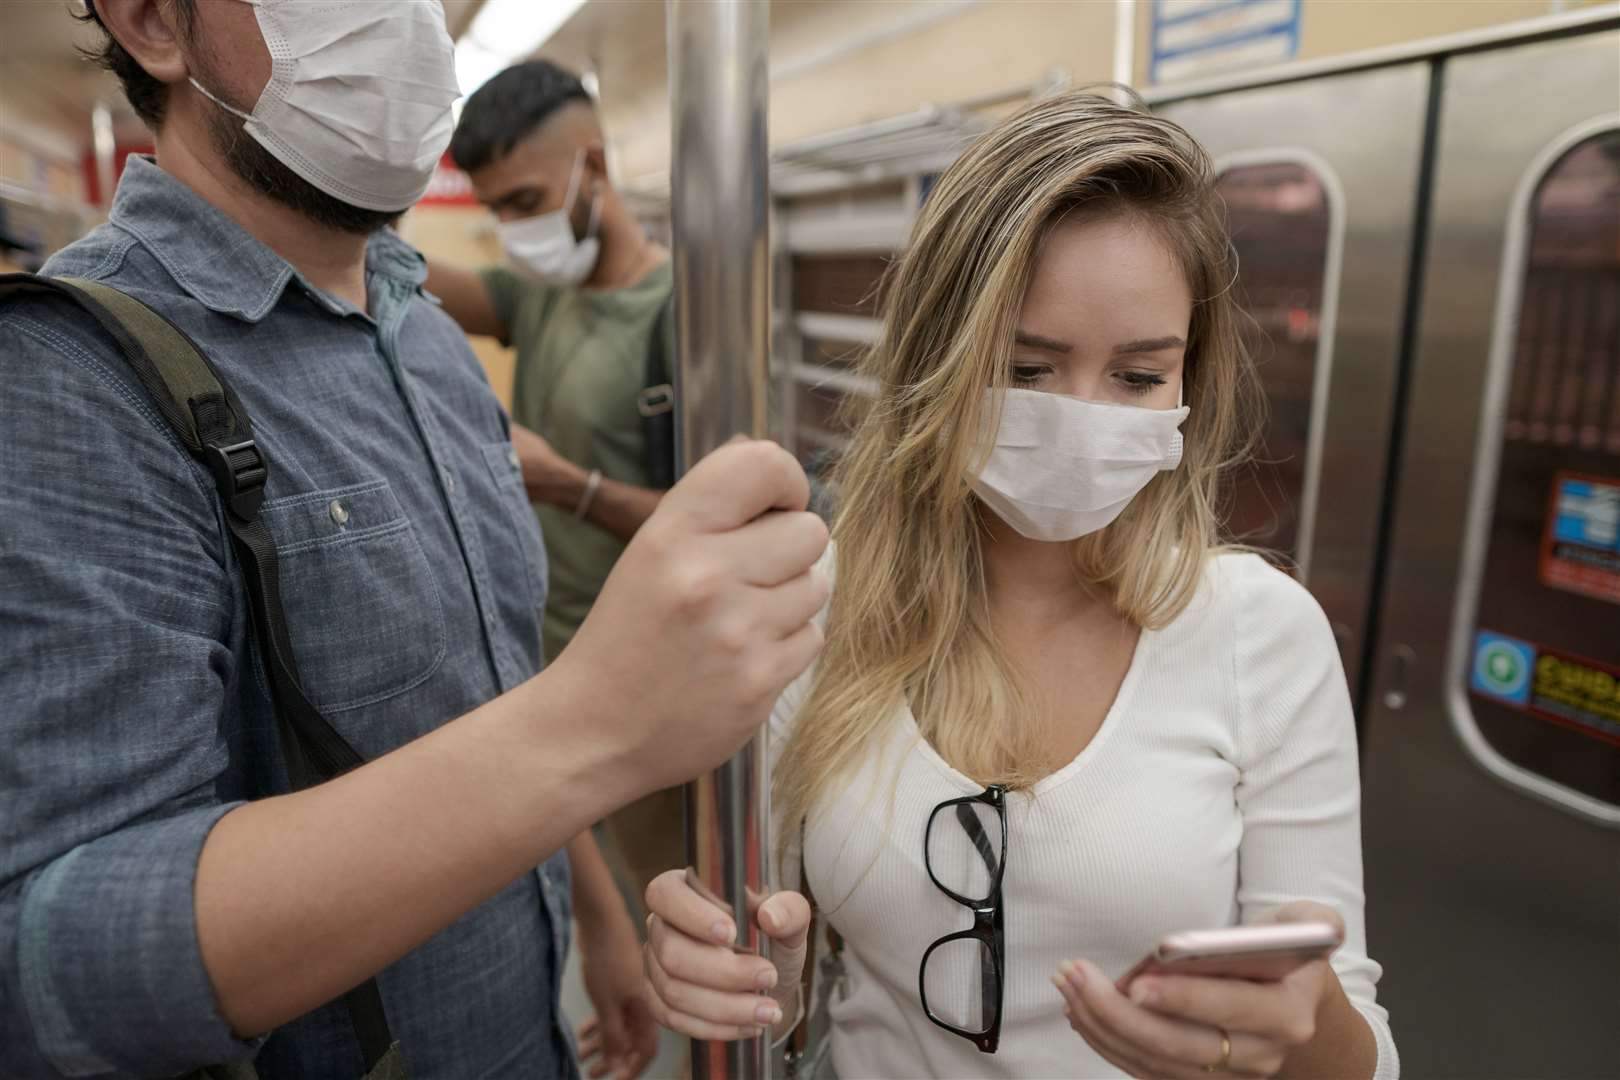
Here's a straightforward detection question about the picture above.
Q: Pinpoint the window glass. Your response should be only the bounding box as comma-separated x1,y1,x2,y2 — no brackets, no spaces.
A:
1466,131,1620,804
791,254,890,316
1215,161,1332,562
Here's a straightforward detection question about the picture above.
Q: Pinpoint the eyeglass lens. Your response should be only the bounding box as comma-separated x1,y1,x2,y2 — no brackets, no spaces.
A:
922,935,999,1034
926,798,1004,904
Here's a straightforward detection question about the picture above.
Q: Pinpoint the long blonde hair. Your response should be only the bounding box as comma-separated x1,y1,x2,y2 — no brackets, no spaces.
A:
775,91,1262,855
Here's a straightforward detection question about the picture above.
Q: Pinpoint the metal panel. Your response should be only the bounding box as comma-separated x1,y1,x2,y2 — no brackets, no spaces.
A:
1160,63,1430,702
1360,31,1620,1076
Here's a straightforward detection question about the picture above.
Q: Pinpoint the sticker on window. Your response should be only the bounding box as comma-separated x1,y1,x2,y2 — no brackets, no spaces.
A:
1470,630,1620,747
1540,472,1620,605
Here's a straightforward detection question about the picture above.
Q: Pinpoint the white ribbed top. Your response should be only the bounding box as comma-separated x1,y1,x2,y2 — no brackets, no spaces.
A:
773,550,1398,1079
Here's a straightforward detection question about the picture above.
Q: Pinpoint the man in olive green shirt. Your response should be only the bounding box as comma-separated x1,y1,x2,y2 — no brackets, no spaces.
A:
425,60,678,1077
476,257,672,661
429,62,673,661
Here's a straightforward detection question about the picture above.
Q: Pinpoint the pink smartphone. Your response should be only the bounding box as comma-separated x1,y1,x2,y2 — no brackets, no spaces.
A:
1116,922,1343,992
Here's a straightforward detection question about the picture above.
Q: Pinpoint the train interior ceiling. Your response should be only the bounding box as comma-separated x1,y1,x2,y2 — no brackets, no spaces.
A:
3,1,1617,1077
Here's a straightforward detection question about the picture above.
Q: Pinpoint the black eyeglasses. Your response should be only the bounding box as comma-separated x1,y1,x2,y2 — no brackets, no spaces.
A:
918,784,1006,1054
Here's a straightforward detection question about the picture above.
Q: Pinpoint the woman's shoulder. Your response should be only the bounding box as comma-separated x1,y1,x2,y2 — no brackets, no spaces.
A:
1185,550,1331,636
1159,551,1338,678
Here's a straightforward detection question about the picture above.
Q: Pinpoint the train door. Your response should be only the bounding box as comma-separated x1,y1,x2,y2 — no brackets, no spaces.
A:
1157,63,1431,702
1359,30,1620,1077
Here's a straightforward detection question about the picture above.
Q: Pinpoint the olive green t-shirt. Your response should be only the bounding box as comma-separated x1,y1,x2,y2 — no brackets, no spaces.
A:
480,261,673,661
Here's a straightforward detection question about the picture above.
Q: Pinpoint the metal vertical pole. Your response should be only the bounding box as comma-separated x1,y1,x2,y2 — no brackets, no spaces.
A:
668,2,771,1078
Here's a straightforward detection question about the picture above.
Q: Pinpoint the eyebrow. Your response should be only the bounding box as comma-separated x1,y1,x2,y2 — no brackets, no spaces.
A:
490,185,544,211
1113,336,1187,356
1013,330,1072,354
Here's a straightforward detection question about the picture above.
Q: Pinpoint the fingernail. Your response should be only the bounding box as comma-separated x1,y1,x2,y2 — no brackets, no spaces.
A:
759,906,778,934
755,967,778,992
1050,973,1067,992
756,1002,783,1025
1066,960,1087,987
711,921,734,944
1130,979,1157,1006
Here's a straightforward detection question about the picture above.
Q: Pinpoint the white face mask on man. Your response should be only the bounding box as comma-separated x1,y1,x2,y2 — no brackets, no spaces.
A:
496,150,603,286
189,0,461,212
969,387,1190,542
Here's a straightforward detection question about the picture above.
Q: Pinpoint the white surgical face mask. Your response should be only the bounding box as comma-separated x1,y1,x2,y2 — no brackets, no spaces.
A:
190,0,460,212
496,151,602,286
969,387,1189,542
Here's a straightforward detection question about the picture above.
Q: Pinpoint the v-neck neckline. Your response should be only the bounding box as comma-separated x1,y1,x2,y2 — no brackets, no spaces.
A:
899,623,1154,799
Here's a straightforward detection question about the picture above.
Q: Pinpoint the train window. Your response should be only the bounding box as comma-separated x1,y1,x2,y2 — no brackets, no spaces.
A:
789,355,870,464
1214,159,1336,573
791,253,889,317
804,335,866,371
1459,128,1620,808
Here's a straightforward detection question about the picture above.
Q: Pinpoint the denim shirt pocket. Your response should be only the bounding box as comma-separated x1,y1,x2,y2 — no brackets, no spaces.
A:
479,441,549,639
256,478,448,713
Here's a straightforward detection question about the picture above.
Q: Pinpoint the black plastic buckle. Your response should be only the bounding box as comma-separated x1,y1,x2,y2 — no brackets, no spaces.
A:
637,383,675,418
203,438,268,520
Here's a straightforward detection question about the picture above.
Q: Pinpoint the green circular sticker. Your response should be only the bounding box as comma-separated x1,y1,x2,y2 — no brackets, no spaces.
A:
1476,640,1529,697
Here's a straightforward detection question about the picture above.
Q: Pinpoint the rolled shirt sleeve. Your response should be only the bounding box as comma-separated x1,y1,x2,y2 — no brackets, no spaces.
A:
1,310,259,1077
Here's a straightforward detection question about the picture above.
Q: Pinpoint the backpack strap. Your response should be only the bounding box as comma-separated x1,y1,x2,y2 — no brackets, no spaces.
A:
637,291,677,489
0,272,400,1074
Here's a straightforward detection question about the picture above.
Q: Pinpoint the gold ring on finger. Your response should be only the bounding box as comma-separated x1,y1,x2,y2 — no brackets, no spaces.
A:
1202,1028,1232,1073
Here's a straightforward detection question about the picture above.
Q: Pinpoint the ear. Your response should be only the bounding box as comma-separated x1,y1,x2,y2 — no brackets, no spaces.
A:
583,141,610,189
94,0,190,85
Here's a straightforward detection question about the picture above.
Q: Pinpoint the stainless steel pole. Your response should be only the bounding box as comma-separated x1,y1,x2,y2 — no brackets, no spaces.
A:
667,1,772,1078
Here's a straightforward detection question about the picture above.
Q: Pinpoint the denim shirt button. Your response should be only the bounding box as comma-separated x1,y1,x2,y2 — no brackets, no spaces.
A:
328,499,349,526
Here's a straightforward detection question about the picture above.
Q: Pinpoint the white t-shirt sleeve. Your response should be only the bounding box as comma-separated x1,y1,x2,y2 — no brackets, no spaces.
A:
1228,555,1399,1079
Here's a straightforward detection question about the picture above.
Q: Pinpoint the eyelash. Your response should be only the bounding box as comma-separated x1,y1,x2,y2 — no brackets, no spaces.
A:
1117,371,1168,395
1009,365,1168,395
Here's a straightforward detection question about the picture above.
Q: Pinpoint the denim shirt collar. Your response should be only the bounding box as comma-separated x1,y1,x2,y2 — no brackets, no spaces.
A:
108,156,428,324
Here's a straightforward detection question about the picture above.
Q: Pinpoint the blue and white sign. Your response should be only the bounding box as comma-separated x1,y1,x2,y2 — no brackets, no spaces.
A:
1551,477,1620,550
1470,631,1536,707
1150,0,1301,85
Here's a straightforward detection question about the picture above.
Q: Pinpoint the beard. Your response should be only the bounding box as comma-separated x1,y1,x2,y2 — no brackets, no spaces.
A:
200,89,403,236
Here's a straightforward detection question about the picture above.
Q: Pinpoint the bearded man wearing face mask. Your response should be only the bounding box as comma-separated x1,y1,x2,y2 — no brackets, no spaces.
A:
424,62,684,930
0,3,830,1079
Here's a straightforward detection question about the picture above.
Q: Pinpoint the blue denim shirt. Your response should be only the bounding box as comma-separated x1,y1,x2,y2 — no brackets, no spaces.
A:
0,157,576,1080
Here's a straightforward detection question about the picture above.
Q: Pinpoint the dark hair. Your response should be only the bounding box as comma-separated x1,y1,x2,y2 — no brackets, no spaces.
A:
449,59,592,173
76,0,196,130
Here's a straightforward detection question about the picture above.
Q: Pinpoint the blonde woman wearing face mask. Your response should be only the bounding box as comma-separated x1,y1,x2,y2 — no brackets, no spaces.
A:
642,92,1398,1079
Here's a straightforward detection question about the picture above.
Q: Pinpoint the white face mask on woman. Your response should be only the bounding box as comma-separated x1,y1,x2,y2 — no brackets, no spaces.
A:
496,150,603,286
189,0,461,212
970,387,1189,542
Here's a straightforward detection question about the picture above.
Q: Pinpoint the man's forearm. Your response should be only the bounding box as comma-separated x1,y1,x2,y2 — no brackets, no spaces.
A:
195,667,637,1038
530,460,663,543
568,830,634,938
423,257,507,339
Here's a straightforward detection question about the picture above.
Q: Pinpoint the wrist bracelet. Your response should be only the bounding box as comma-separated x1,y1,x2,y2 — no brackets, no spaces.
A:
573,469,602,520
